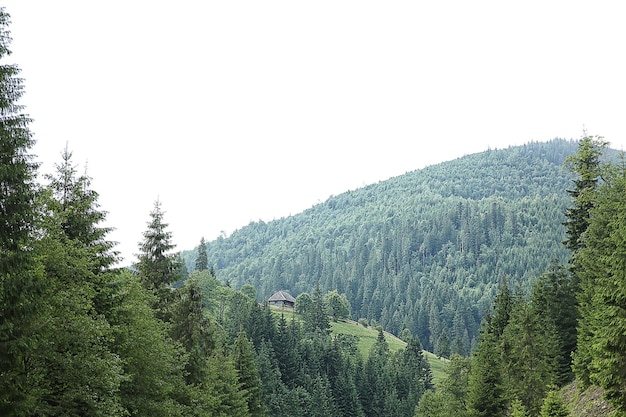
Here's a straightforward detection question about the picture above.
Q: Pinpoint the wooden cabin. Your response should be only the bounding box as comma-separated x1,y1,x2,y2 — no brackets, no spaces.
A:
268,290,296,308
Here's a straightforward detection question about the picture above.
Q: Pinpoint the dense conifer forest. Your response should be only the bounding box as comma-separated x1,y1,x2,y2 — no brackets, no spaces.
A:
181,138,581,354
3,6,626,416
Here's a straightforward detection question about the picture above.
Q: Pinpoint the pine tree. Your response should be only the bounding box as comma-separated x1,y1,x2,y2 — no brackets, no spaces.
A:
0,8,46,414
195,236,208,271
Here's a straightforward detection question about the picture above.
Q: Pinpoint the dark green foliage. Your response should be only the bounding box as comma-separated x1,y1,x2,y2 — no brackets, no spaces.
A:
562,135,607,253
233,331,266,417
501,298,559,415
137,199,181,318
35,233,126,416
169,277,215,385
303,283,331,336
414,354,470,417
0,8,45,414
108,270,187,417
531,260,577,385
573,163,626,412
435,330,451,359
467,330,507,417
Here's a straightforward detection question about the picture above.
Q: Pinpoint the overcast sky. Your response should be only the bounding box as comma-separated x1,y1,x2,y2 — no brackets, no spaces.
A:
3,1,625,264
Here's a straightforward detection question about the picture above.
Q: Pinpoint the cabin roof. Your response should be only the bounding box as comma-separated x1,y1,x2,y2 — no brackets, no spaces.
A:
268,290,296,303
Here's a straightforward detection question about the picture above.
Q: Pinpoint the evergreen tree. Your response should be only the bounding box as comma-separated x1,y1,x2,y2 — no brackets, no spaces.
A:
0,8,46,414
108,270,187,417
575,165,626,412
490,278,513,338
255,340,288,415
137,199,181,318
501,298,558,415
45,145,118,268
34,228,126,416
273,314,299,388
304,283,331,336
169,276,215,385
435,330,451,359
531,260,577,385
360,328,392,417
233,330,266,417
563,135,606,388
467,330,506,417
562,135,607,253
194,351,249,417
509,399,528,417
195,236,208,271
539,390,569,417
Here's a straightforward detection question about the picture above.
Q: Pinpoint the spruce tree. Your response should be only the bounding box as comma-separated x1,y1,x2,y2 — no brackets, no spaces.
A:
0,8,46,414
575,165,626,412
531,260,577,385
137,199,181,318
539,390,570,417
562,135,607,253
45,145,117,268
467,330,506,417
195,236,208,271
169,277,214,385
233,331,266,417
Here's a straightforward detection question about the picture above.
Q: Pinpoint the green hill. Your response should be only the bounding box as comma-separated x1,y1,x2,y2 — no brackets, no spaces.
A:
269,306,447,384
183,139,586,353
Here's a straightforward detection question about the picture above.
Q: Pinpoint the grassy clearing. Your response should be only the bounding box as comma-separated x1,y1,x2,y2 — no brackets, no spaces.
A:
269,306,447,385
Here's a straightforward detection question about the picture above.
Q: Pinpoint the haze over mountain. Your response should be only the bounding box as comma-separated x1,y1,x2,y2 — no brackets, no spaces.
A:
181,139,591,352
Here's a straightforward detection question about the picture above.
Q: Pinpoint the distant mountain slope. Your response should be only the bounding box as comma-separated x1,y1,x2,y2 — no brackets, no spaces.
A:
182,139,580,352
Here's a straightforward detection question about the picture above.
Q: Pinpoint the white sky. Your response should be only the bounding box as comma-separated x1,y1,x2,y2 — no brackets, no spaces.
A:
3,1,626,264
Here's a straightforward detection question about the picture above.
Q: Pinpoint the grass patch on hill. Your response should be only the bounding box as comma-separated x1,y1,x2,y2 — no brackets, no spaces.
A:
269,306,447,384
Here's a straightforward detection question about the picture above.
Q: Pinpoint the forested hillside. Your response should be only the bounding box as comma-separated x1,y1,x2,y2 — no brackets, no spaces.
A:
182,139,580,353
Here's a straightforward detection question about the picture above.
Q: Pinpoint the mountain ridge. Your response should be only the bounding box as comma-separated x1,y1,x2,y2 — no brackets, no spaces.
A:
182,139,583,352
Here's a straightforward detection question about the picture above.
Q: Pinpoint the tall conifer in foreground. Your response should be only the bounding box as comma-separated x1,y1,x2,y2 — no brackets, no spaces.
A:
575,163,626,412
0,8,46,415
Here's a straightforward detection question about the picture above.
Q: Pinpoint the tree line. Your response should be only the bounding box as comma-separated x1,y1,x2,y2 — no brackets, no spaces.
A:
415,135,626,417
0,7,432,415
